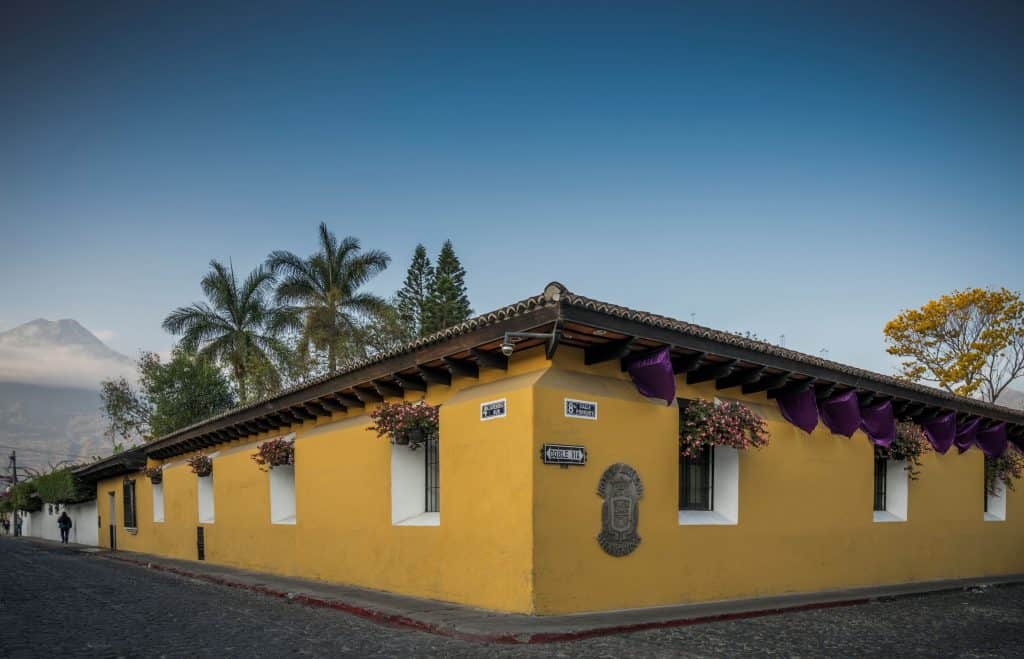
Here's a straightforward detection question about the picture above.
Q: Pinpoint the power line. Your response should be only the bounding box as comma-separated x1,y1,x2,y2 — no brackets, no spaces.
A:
0,444,92,460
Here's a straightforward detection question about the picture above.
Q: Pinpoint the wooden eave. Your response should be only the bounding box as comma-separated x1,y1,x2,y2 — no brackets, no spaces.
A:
142,283,1024,460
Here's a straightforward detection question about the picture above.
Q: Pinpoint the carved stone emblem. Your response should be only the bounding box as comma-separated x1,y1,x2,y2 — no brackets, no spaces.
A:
597,463,643,557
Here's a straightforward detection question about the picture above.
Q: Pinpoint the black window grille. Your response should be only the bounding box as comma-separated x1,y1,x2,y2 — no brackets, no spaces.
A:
425,436,440,513
679,444,714,511
873,456,887,512
123,479,137,528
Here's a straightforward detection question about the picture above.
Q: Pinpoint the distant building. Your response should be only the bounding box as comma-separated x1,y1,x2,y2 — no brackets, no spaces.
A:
74,283,1024,615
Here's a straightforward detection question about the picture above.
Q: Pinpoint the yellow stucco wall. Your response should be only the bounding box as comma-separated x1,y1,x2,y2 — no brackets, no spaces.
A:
97,350,547,613
531,347,1024,614
96,345,1024,615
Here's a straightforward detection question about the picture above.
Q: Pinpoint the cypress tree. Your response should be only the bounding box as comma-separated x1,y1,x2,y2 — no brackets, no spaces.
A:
423,240,472,333
396,244,434,337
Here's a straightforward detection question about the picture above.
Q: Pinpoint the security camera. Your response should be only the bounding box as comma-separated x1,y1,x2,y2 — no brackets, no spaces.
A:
501,342,515,357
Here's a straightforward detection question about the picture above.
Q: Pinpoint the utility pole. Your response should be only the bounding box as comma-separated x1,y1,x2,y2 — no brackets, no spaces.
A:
9,450,18,537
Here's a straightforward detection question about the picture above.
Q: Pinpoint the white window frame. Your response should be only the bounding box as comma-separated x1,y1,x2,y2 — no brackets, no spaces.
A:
152,481,165,523
269,465,297,525
390,443,439,526
986,479,1007,522
678,445,739,526
873,459,908,523
197,475,215,524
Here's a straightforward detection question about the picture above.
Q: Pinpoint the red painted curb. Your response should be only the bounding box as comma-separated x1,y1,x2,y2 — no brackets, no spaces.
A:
93,552,1011,644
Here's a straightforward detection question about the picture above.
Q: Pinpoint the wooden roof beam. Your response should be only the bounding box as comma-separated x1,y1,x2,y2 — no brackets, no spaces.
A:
584,337,635,365
373,379,404,399
767,377,817,399
333,394,364,409
354,387,384,404
443,357,479,380
394,373,427,392
715,366,764,390
417,366,451,386
687,359,738,385
471,348,508,371
671,352,705,374
318,397,346,413
741,371,790,395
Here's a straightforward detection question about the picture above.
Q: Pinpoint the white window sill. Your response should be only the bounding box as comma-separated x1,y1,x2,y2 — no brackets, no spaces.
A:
984,513,1006,522
678,510,737,526
125,527,138,535
153,519,164,524
271,516,297,526
199,519,215,525
873,511,906,523
394,512,440,527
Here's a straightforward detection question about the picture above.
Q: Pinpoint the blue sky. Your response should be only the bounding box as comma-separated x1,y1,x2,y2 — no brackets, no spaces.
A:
2,1,1021,378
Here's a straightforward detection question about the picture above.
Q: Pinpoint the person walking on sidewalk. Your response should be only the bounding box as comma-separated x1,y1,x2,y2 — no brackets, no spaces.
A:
57,511,72,544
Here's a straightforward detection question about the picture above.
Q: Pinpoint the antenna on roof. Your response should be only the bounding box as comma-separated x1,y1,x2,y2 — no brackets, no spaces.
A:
819,348,829,358
779,334,785,347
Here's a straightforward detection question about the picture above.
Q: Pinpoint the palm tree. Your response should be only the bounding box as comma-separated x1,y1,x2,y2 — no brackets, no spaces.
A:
266,223,391,373
162,260,289,403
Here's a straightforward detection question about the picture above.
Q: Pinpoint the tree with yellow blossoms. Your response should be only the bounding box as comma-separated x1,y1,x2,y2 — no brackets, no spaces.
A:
884,288,1024,403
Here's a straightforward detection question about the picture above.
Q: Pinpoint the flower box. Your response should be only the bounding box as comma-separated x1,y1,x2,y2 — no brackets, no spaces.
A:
188,454,213,477
368,401,439,450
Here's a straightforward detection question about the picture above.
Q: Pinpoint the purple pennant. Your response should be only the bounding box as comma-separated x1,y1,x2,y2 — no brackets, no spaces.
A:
923,412,957,454
776,388,819,434
955,417,982,454
859,400,896,447
626,346,676,405
976,422,1008,458
818,390,861,438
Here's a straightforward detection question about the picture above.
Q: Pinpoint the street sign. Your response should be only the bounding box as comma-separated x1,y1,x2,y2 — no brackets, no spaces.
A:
481,398,507,421
564,398,598,420
541,443,587,466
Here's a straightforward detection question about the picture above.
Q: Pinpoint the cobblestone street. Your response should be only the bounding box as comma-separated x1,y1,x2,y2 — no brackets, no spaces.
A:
1,537,1022,657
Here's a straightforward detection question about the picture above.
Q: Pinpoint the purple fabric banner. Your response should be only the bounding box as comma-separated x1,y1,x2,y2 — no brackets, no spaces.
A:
976,422,1009,458
776,388,819,434
923,412,957,454
626,347,676,405
818,390,861,438
859,400,896,447
955,417,982,454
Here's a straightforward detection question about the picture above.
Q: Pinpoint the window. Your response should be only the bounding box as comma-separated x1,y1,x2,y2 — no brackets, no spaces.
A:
197,474,215,524
872,450,908,523
152,482,164,523
425,436,440,514
985,478,1007,522
679,445,714,511
269,465,296,524
391,439,440,526
678,399,740,526
122,480,137,529
873,456,887,512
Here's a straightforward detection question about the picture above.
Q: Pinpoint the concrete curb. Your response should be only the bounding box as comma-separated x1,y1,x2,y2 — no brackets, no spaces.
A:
94,549,1024,644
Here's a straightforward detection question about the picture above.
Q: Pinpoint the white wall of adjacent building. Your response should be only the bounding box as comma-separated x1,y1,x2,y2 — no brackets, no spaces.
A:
21,501,98,546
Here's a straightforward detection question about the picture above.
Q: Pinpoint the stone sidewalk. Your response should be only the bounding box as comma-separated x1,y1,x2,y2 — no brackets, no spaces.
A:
18,536,1024,644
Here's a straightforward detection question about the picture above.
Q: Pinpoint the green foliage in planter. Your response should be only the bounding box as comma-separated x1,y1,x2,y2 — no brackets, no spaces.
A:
985,451,1024,495
143,466,164,484
368,401,440,450
679,398,769,457
34,468,90,504
188,453,213,477
252,438,295,471
874,422,930,480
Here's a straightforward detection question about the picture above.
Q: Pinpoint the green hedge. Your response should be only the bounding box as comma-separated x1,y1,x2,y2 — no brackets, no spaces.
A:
34,468,92,504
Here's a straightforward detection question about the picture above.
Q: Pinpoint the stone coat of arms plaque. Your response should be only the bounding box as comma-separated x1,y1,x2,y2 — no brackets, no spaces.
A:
597,463,643,557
